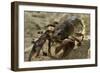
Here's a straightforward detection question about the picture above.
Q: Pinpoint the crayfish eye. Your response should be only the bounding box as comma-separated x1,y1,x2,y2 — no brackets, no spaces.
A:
58,33,61,35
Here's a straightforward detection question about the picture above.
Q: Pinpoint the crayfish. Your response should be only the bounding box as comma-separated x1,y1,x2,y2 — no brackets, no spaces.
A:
28,16,84,61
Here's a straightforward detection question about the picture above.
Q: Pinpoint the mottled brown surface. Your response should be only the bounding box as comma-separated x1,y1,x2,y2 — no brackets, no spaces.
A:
24,11,90,61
